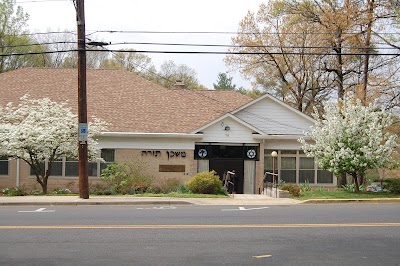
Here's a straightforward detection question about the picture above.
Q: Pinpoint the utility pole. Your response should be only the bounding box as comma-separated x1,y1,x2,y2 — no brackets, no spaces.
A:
76,0,89,199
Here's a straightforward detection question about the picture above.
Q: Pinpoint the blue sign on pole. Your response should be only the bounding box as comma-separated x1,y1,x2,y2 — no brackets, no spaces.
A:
79,123,88,143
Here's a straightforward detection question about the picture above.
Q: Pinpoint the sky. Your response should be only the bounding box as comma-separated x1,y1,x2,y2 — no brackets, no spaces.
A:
19,0,266,89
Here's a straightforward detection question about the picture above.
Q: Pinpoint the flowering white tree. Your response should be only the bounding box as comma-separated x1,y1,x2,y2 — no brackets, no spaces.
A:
299,101,398,192
0,95,107,194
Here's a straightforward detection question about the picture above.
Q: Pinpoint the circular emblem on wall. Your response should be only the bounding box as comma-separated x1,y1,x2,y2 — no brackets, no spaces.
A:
198,148,207,158
247,149,256,159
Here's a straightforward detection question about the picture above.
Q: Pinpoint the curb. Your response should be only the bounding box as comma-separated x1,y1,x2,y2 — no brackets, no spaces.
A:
0,200,193,206
301,198,400,204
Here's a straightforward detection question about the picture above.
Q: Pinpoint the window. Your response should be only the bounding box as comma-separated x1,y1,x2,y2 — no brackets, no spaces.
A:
0,156,8,175
88,162,98,177
263,149,334,185
65,158,98,177
318,169,334,183
281,150,297,154
281,157,296,183
100,149,115,173
50,160,63,176
30,161,45,176
263,155,274,183
299,157,315,183
101,149,115,162
65,157,78,177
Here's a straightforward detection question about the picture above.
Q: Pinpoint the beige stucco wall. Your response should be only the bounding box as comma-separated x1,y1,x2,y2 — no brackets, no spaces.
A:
0,148,197,193
116,148,196,181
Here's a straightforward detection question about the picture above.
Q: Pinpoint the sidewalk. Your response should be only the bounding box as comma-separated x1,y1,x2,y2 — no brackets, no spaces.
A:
1,195,399,206
0,194,300,206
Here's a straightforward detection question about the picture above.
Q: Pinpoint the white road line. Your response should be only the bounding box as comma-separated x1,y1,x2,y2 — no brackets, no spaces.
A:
18,208,55,213
222,207,269,211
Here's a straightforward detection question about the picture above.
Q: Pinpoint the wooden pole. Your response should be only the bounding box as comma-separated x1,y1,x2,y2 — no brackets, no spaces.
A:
76,0,89,199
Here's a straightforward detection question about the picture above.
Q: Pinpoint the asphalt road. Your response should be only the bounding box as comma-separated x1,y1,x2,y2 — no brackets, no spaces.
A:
1,204,399,266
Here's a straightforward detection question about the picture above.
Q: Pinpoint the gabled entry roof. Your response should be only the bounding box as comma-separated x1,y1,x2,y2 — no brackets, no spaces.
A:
193,93,315,138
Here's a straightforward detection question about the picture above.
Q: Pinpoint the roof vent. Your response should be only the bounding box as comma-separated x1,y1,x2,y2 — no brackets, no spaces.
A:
175,80,186,89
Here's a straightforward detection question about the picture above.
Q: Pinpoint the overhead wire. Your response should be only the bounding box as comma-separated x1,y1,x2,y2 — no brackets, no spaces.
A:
108,41,399,51
2,47,399,57
3,39,399,51
84,29,400,36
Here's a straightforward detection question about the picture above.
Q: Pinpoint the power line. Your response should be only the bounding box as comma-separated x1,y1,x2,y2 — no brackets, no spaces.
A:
86,29,400,36
0,49,77,57
16,0,69,3
1,48,399,57
108,41,399,51
2,38,399,51
84,48,399,56
0,41,76,49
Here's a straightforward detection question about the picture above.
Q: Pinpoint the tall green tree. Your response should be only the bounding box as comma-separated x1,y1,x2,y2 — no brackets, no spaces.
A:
99,48,155,77
149,60,204,90
225,2,332,114
213,72,237,90
0,0,48,72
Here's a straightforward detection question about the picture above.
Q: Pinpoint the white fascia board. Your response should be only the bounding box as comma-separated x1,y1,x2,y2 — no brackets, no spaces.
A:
231,93,316,123
191,113,265,135
100,132,203,139
253,134,311,140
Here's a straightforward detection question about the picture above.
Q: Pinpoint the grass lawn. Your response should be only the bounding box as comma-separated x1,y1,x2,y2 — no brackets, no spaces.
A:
298,190,400,200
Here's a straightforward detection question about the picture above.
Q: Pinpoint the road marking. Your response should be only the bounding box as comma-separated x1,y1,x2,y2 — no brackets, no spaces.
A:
18,208,55,213
137,206,177,210
222,206,269,211
253,254,272,259
1,223,400,229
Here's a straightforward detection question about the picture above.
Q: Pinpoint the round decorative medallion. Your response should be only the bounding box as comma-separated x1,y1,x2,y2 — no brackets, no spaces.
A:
247,149,256,159
198,148,207,158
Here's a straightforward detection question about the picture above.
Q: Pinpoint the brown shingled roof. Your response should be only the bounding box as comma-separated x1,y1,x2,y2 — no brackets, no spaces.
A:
0,68,251,133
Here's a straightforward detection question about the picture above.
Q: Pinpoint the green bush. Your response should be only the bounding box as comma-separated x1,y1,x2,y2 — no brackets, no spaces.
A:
299,180,312,192
385,178,400,194
186,171,225,194
279,183,301,197
100,160,154,194
150,178,182,194
341,183,365,192
1,187,26,196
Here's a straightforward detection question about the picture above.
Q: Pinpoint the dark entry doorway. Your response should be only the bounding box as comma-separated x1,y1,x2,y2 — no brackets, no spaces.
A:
209,158,244,194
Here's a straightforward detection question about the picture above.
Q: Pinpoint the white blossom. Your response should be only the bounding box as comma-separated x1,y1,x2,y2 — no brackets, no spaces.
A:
299,100,398,189
0,95,108,193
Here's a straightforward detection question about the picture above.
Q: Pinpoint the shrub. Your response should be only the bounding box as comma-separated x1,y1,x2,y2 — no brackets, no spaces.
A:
385,178,400,194
186,171,225,194
299,180,312,192
279,183,301,197
151,178,182,194
100,159,154,194
1,187,26,196
342,183,365,192
51,188,72,195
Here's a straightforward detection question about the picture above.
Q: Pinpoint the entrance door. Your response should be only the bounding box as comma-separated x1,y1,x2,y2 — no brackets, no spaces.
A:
209,158,244,194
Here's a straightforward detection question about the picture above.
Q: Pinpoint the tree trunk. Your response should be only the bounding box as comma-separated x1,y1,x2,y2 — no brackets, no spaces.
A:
352,173,360,193
361,0,374,106
42,183,48,195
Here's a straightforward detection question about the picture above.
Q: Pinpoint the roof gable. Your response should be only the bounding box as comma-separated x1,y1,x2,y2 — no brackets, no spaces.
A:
234,94,315,135
192,93,315,136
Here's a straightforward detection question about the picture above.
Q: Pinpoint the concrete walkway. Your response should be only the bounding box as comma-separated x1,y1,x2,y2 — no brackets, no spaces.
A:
1,195,399,206
0,194,300,206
